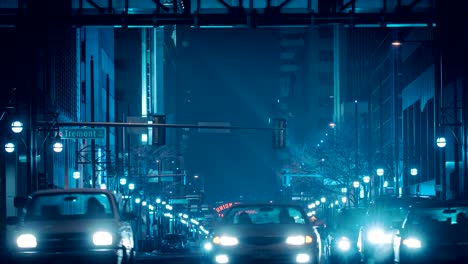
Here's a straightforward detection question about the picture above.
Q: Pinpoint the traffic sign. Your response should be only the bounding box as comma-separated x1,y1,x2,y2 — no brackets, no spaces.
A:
60,128,106,139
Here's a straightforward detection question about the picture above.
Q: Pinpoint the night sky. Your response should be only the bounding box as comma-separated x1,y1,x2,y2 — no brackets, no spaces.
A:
175,28,283,203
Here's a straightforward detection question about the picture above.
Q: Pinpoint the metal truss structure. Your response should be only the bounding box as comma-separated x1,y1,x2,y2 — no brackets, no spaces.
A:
0,0,437,27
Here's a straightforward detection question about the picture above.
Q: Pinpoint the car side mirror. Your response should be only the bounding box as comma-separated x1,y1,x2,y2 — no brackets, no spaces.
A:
7,216,19,225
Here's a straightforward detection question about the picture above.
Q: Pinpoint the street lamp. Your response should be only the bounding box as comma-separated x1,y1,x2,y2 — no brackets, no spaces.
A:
363,176,370,184
73,170,80,180
353,181,360,207
11,121,24,133
437,137,447,200
363,176,371,203
436,137,447,148
120,177,127,185
128,183,135,190
4,142,15,153
353,181,360,188
71,167,80,188
341,196,347,203
320,197,326,203
376,168,384,176
52,135,63,153
376,168,385,196
410,168,418,176
391,40,403,46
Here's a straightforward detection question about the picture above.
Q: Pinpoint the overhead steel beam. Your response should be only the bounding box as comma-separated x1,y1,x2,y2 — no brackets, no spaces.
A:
0,0,436,27
0,12,436,27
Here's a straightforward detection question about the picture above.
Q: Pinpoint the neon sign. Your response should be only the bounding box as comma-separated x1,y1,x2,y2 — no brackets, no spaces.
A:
215,203,233,213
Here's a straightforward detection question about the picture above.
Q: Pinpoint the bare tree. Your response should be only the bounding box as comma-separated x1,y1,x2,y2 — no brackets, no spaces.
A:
286,130,369,198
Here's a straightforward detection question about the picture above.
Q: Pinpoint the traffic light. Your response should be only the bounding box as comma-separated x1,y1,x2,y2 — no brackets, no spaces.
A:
152,115,166,146
272,118,287,149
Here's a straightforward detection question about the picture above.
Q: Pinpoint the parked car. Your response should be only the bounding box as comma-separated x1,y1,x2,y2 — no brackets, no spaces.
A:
324,207,365,264
207,203,321,264
394,200,468,264
160,233,188,252
357,196,433,264
6,188,135,264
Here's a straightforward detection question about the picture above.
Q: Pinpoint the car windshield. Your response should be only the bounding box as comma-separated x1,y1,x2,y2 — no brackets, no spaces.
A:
223,205,306,225
368,199,416,225
408,206,468,227
25,193,114,221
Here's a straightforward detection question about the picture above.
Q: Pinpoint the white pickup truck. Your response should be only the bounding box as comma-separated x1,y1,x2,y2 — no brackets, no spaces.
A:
7,188,135,264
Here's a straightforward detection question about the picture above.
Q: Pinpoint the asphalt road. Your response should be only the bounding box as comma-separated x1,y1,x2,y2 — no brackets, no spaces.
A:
137,251,203,264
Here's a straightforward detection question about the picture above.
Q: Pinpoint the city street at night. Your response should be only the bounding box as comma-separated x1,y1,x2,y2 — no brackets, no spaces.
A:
2,1,468,264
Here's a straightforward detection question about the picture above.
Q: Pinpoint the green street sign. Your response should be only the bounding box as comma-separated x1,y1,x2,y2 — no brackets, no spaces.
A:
60,128,106,139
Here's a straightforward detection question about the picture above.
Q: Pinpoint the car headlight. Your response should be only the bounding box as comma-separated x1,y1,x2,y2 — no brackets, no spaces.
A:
402,238,421,249
286,235,313,245
203,242,213,251
93,231,113,246
213,236,239,246
337,237,351,251
368,228,393,244
16,234,37,248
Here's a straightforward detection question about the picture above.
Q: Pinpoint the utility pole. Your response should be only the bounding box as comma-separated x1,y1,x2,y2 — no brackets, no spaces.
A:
90,56,96,188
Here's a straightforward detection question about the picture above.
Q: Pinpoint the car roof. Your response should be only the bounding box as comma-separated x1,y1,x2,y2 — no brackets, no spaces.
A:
371,196,434,207
411,200,468,209
229,203,303,208
32,188,115,197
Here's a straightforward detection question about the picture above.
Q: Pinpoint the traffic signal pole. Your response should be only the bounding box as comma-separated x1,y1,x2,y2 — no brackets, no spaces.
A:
36,121,278,131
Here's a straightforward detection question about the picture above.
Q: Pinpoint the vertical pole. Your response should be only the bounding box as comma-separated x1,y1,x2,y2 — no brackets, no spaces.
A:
393,31,400,197
91,56,96,188
64,144,69,189
355,100,359,182
380,174,383,196
434,20,443,199
368,82,373,201
379,81,384,197
354,100,359,207
454,81,460,199
442,149,446,200
106,74,111,190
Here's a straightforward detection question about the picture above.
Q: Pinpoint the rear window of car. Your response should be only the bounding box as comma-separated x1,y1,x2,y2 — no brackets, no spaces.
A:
408,207,468,226
164,234,186,241
223,205,306,225
25,193,114,221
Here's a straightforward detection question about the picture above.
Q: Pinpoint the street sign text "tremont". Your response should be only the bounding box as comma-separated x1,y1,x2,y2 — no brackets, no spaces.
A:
60,128,106,139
